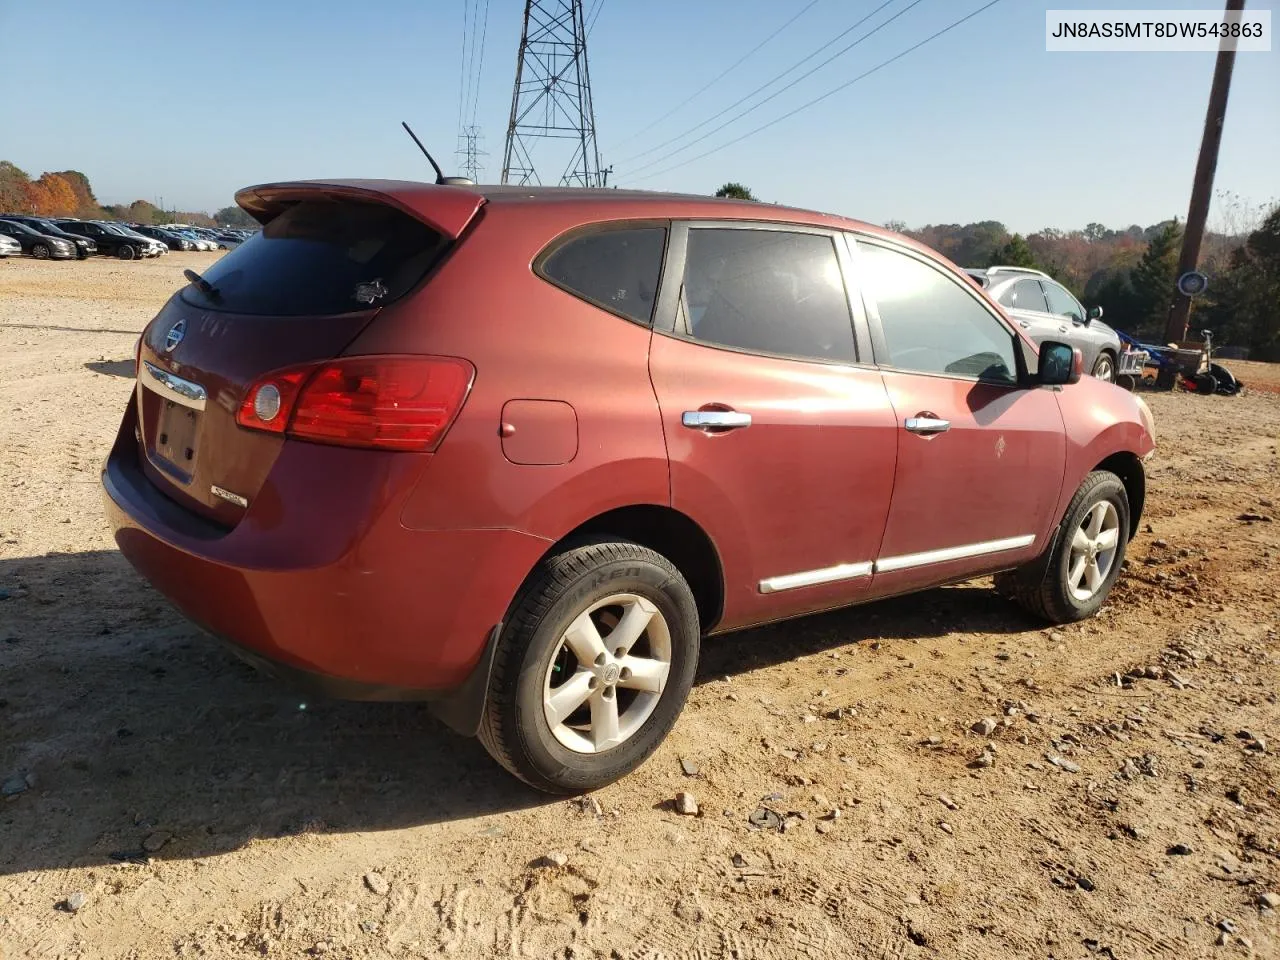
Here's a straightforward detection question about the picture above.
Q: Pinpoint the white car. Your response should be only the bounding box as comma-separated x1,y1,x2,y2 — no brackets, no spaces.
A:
0,234,20,258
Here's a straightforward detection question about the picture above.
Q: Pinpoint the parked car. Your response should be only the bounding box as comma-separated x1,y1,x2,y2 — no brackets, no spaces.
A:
0,215,98,258
964,267,1122,382
0,233,19,258
103,181,1156,793
55,219,151,260
103,223,166,256
132,225,192,251
0,218,77,259
165,229,214,251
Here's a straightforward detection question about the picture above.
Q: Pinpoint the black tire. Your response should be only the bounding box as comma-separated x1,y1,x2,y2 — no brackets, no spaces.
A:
31,243,50,260
1116,374,1137,392
1194,373,1217,395
994,471,1130,624
117,244,136,261
1091,351,1116,382
478,540,700,794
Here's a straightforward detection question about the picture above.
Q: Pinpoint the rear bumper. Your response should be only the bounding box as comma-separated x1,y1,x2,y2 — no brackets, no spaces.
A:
101,404,550,721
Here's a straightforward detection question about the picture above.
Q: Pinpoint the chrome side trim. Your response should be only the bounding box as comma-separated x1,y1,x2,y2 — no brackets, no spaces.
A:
141,360,206,411
874,534,1036,574
759,561,873,595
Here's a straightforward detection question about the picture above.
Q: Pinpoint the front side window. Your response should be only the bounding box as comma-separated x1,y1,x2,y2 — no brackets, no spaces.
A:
678,228,854,363
858,242,1018,384
1042,281,1084,321
538,226,666,325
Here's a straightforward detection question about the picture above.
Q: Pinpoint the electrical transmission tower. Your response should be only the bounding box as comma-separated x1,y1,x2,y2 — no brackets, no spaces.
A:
501,0,602,187
456,125,487,183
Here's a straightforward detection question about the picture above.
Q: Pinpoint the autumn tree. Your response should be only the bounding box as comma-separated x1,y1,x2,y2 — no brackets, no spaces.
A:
0,161,33,213
1129,219,1183,337
49,170,101,217
714,182,756,201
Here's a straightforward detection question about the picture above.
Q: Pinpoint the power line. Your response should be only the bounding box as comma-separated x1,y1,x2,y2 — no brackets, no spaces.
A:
456,0,472,135
587,0,605,34
462,0,484,128
621,0,1004,185
469,0,492,125
614,0,901,167
610,0,822,151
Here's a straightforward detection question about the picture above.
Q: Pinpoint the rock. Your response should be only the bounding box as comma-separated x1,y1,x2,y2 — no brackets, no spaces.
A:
142,831,171,853
971,717,998,736
938,794,958,811
679,758,700,777
575,795,603,816
938,821,953,835
1216,931,1230,947
536,852,568,869
673,898,703,923
1047,754,1081,774
1077,876,1096,892
1237,512,1273,522
1119,758,1140,780
748,807,782,831
815,821,832,835
1,774,29,797
1152,539,1168,548
1166,843,1193,856
1218,919,1237,934
968,749,995,769
363,872,389,895
63,892,88,912
1259,892,1279,910
674,792,698,816
731,852,749,868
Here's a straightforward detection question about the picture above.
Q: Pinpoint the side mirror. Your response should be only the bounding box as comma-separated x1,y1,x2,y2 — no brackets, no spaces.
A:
1039,341,1082,386
1086,305,1103,323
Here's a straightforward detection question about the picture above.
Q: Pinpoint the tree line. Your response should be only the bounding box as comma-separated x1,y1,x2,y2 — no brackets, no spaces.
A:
717,182,1278,361
0,161,256,229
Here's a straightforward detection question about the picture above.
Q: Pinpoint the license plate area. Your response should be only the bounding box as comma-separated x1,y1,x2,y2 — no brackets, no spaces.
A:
152,399,201,483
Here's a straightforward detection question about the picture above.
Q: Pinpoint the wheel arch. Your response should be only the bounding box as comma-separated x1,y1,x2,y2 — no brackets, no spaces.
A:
1094,451,1145,539
534,504,725,633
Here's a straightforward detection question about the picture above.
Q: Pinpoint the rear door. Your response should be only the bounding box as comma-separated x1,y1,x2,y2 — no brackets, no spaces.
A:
648,222,897,630
998,277,1063,344
135,189,482,526
851,238,1066,596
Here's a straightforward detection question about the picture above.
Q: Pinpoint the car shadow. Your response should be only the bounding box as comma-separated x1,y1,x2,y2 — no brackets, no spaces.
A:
0,548,1036,877
84,360,136,378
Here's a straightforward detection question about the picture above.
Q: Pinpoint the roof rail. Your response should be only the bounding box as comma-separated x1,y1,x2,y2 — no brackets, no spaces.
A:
986,265,1053,280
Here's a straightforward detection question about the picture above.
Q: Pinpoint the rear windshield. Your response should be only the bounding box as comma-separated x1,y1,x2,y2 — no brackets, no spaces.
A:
180,199,447,316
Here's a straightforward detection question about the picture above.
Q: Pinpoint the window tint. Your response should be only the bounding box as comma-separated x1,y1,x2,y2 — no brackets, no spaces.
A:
539,226,666,325
1042,282,1084,321
678,228,854,363
180,200,447,316
1002,278,1049,312
859,243,1017,384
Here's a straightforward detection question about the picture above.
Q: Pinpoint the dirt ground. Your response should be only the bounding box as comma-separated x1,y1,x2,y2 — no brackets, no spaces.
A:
1,254,1277,960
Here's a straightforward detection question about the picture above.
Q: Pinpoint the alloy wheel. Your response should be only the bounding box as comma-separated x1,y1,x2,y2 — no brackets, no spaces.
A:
542,593,672,754
1094,355,1114,382
1067,500,1120,601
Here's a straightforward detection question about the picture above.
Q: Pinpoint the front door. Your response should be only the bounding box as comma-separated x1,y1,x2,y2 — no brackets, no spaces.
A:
648,223,898,630
853,239,1067,596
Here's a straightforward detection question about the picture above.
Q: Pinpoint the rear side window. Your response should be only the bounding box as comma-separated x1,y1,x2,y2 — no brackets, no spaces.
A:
180,200,447,316
678,228,855,363
538,226,666,325
1001,278,1049,312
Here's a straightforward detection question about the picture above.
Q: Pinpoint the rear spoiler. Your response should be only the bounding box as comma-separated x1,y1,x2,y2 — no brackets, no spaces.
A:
235,179,485,240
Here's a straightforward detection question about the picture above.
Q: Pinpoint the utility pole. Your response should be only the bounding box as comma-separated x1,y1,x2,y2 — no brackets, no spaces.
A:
1165,0,1245,343
501,0,602,187
456,125,488,183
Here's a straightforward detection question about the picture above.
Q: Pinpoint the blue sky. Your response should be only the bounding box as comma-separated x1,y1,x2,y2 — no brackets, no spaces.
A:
1,0,1275,232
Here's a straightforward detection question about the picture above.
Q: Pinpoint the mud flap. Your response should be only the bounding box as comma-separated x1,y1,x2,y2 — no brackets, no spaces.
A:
428,623,503,737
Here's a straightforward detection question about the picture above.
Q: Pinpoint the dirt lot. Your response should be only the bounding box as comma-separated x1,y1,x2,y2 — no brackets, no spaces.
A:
1,254,1277,959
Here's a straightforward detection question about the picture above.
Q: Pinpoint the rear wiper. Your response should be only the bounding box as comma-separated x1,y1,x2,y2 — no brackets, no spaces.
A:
183,268,220,301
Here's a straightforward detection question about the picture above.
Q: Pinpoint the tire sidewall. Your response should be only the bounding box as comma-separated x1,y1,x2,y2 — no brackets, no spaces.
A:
32,244,49,260
1050,474,1129,619
508,553,699,791
117,245,135,261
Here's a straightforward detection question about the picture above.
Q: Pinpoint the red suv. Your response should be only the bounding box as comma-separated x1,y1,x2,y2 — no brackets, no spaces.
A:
103,180,1155,792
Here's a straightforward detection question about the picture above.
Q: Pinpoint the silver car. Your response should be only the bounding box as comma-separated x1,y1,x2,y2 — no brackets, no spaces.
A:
965,266,1121,382
0,234,20,258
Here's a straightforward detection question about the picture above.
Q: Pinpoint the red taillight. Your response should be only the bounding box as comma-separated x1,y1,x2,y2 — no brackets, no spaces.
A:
236,356,474,452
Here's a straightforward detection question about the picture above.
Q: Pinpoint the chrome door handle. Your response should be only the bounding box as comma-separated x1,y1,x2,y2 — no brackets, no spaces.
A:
682,410,752,430
904,416,950,435
1018,321,1031,329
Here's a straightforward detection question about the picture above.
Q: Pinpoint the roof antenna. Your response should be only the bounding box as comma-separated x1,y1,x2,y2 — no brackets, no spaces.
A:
401,121,474,186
